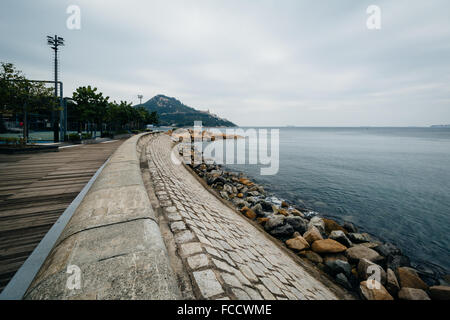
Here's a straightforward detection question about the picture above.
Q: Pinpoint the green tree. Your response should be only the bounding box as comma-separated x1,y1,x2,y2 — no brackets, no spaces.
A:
0,62,56,140
106,100,133,132
149,111,159,125
72,85,109,135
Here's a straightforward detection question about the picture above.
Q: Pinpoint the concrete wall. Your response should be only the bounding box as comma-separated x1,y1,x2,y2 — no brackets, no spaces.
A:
24,133,181,299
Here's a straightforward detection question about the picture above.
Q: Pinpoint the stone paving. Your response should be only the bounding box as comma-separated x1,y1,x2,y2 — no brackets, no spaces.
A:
145,134,342,300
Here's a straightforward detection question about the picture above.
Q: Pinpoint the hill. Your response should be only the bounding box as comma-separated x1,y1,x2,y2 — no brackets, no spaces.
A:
136,95,236,127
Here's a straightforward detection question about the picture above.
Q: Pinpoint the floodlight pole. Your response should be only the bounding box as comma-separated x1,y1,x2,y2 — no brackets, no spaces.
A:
138,94,143,105
47,35,65,142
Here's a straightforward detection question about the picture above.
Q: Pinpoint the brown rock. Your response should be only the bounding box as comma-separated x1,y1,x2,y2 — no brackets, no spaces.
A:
303,226,323,245
301,250,323,264
311,239,347,254
242,208,256,220
239,178,253,186
286,236,310,251
277,209,288,216
323,218,347,234
429,285,450,300
397,267,428,291
359,281,394,300
359,242,379,249
240,206,249,213
386,268,400,296
237,193,244,198
290,209,305,218
239,178,249,185
398,287,430,300
281,201,289,208
323,253,348,263
346,245,383,263
257,217,270,225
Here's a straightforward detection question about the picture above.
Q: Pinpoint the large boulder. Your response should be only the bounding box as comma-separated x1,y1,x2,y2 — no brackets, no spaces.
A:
415,265,440,287
343,221,358,233
257,217,270,225
358,242,379,249
300,250,323,264
290,209,305,218
374,243,402,257
325,259,352,277
329,230,353,247
323,253,348,263
286,236,310,251
397,267,429,291
232,198,247,208
386,268,400,296
335,273,352,290
311,239,347,254
269,224,295,240
223,184,233,194
260,200,273,211
242,207,256,220
348,233,372,243
357,258,386,285
322,218,347,234
429,285,450,300
359,281,394,300
285,216,308,234
303,226,323,245
398,288,430,300
346,245,383,263
308,216,325,233
264,215,285,231
245,196,257,204
250,203,263,216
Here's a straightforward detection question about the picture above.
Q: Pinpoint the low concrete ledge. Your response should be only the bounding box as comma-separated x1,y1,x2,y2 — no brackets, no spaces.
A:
23,133,181,300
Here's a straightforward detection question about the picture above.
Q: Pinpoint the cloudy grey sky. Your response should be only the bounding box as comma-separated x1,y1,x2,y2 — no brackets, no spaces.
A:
1,0,449,126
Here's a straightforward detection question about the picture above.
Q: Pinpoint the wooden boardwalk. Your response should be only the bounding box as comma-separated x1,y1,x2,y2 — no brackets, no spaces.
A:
0,140,123,292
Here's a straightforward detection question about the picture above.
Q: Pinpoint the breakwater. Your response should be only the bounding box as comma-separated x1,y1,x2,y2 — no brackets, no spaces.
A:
175,128,450,301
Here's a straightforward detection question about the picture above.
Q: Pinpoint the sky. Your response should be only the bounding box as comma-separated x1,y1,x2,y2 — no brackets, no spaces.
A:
1,0,449,127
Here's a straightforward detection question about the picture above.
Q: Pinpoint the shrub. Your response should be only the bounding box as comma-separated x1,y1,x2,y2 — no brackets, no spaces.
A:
0,137,26,146
81,133,92,140
67,133,81,142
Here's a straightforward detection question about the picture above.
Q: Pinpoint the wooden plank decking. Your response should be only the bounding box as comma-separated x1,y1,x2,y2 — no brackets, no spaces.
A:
0,140,123,292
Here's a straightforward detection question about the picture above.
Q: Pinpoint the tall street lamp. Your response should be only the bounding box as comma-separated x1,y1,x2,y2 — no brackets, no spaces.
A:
47,35,65,142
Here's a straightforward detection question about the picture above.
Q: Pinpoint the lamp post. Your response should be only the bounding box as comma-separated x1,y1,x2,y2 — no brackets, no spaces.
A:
47,35,65,142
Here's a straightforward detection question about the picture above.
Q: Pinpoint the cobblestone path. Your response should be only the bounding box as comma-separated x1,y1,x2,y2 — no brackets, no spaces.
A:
145,134,342,300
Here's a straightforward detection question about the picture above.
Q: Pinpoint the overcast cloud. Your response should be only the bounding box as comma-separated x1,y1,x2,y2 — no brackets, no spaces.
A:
1,0,449,126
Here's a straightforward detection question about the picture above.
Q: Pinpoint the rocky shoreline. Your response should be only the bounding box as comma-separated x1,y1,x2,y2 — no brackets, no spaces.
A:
173,136,450,300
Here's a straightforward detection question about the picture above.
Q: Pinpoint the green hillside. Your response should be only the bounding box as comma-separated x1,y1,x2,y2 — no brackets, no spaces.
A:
136,95,236,127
